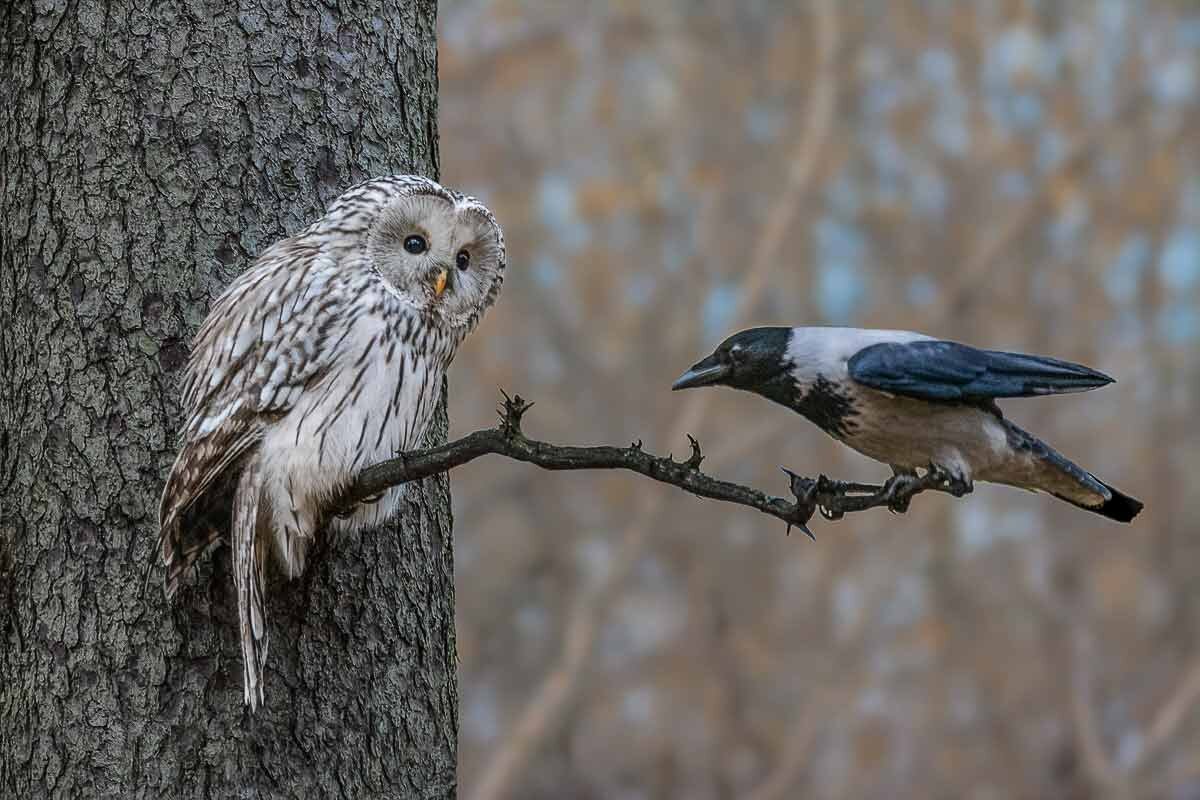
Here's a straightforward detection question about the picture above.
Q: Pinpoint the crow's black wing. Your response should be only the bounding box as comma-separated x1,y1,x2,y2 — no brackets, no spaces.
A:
847,340,1114,401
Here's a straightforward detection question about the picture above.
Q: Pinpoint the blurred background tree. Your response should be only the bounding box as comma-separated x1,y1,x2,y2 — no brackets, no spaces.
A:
439,1,1200,798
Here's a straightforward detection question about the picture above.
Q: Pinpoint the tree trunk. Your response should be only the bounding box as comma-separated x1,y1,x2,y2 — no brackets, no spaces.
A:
1,1,457,796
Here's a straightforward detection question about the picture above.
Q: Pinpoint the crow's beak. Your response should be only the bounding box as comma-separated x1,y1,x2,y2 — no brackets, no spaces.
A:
433,267,449,298
672,354,728,390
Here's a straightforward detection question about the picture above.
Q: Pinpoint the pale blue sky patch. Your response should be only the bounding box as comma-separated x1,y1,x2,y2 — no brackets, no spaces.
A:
880,573,927,629
530,339,564,384
1103,310,1145,352
1151,56,1197,107
623,273,656,309
557,220,591,252
985,26,1058,86
832,577,862,643
861,75,904,118
1046,195,1090,258
621,686,656,725
744,103,783,144
607,210,639,250
867,129,908,182
997,169,1031,199
531,253,562,290
929,93,970,157
464,683,499,743
1077,0,1132,120
1156,303,1200,345
919,47,957,88
908,275,938,307
825,171,863,217
659,234,689,274
955,498,1042,559
1180,177,1200,219
515,603,548,641
1036,129,1068,173
912,168,949,220
537,172,576,228
816,261,868,324
1104,234,1150,306
982,25,1055,132
814,216,870,322
1159,227,1200,292
1179,15,1200,48
815,215,867,263
536,173,592,252
702,282,739,341
655,172,684,211
1010,92,1043,129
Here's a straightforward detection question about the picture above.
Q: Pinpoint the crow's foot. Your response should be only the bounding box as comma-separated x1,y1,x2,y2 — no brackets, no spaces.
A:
927,464,973,497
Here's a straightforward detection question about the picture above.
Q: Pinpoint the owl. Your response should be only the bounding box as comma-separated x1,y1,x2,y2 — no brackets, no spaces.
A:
158,174,505,709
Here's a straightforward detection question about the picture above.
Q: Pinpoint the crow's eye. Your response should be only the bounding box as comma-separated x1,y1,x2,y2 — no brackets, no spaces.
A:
455,249,470,270
729,345,743,363
403,235,427,255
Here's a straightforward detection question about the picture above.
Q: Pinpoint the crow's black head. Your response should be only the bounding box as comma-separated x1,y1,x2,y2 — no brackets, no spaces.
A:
672,327,792,394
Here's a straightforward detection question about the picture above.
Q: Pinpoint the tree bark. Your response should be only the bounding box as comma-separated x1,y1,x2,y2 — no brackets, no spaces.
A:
1,1,457,797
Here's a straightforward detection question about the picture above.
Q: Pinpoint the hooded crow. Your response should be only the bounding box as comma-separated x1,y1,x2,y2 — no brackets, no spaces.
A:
673,327,1142,522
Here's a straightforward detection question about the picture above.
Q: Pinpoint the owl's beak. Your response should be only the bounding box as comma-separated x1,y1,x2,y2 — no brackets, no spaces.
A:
433,267,448,298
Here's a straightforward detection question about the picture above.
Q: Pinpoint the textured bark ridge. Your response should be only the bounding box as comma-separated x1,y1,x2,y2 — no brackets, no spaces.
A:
1,2,457,796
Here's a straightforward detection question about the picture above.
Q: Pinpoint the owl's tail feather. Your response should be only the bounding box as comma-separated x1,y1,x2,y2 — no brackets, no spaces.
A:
233,454,271,711
158,433,258,597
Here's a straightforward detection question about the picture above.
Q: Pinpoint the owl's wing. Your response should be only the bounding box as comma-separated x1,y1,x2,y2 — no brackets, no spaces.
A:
158,242,354,595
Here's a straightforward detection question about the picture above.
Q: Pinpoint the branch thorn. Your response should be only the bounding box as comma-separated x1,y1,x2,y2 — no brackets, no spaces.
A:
497,389,533,436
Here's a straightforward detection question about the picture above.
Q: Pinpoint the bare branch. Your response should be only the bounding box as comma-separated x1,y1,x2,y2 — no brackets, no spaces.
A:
336,392,959,536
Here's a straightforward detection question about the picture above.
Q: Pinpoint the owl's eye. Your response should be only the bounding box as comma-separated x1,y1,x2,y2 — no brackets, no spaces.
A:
403,235,427,255
455,249,470,271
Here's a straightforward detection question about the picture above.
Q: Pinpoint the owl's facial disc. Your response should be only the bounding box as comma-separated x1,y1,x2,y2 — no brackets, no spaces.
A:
367,190,505,333
369,195,460,308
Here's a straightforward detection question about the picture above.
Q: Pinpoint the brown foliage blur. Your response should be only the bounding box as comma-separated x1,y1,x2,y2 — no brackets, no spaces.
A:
440,1,1200,797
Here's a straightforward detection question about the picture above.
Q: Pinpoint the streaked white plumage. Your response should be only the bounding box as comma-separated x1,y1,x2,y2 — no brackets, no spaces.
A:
158,175,505,709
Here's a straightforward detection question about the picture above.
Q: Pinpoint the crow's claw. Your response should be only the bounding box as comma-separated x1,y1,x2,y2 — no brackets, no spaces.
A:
881,472,919,514
819,505,844,521
927,464,973,497
815,474,840,494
